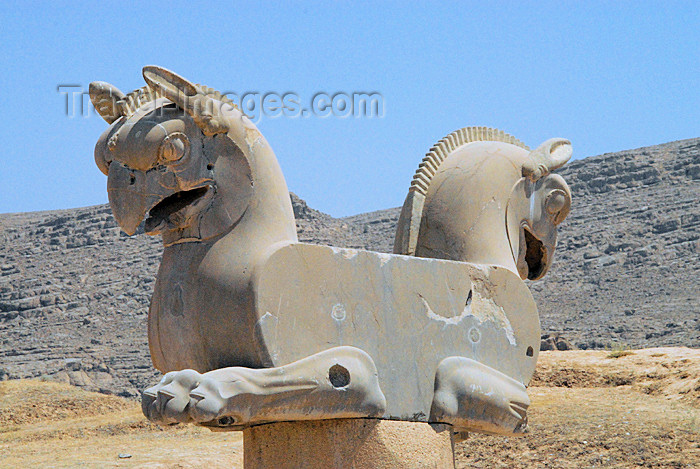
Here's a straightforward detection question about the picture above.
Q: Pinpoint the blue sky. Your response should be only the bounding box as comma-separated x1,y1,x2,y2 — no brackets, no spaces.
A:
0,1,698,216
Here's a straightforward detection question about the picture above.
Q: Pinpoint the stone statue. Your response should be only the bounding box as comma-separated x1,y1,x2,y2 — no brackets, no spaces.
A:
89,67,572,438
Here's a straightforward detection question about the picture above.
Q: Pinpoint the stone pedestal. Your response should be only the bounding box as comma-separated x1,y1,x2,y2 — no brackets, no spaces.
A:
243,418,455,469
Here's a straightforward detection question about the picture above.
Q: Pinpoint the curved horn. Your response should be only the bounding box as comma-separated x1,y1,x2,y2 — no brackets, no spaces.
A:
142,66,228,135
142,66,198,101
89,82,125,124
522,138,572,181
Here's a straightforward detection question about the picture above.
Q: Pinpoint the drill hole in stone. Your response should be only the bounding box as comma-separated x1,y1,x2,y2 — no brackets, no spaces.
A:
465,289,473,307
217,416,235,426
526,346,534,357
207,163,214,170
329,364,350,388
331,304,346,321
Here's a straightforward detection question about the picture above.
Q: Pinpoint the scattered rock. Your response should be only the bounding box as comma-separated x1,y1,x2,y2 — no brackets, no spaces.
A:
541,333,575,351
65,358,82,371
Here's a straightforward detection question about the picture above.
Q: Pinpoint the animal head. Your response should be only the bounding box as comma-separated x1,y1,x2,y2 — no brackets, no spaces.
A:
394,127,572,281
506,138,572,279
90,67,257,246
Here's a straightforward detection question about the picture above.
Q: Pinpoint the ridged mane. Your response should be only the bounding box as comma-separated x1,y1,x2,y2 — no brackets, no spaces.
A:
117,85,239,118
409,127,529,196
394,126,529,255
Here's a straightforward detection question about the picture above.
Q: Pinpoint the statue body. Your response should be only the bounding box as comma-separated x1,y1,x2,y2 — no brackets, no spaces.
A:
90,67,572,435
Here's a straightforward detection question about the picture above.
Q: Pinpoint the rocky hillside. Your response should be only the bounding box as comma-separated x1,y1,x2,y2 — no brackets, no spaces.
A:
0,138,698,396
534,138,699,350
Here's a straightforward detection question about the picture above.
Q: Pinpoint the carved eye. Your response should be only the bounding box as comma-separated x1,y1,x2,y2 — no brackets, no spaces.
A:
159,132,190,163
544,189,570,224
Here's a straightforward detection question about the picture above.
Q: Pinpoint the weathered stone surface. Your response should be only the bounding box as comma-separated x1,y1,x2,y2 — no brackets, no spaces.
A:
243,419,455,469
255,243,539,422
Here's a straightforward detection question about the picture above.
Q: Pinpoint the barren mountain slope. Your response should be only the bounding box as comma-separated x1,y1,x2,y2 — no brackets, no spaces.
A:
0,138,698,396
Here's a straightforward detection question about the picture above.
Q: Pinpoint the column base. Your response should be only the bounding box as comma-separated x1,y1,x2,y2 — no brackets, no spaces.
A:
243,418,455,469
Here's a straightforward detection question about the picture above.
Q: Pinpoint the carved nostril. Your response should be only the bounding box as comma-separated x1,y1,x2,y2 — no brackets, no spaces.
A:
207,163,214,171
129,173,136,185
329,364,350,388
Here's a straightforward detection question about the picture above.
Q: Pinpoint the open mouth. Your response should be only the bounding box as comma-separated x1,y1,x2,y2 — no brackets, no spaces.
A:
523,228,547,280
145,186,210,233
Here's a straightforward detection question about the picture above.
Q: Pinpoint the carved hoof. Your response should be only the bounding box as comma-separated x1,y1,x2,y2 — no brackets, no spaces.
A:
142,369,203,424
430,357,530,436
187,378,232,424
141,346,386,429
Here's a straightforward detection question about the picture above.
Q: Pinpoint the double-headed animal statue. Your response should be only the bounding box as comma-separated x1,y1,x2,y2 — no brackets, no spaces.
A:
90,66,572,436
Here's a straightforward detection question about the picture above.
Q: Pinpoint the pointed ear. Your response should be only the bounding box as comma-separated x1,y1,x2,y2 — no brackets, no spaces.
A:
143,66,228,135
89,82,126,124
522,138,572,181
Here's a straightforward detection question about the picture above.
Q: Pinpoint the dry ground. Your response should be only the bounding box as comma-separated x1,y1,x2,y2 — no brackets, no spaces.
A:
456,347,700,468
1,347,698,468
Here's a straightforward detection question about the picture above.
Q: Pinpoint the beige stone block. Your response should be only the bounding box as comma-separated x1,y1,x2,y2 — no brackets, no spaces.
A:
243,419,455,469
